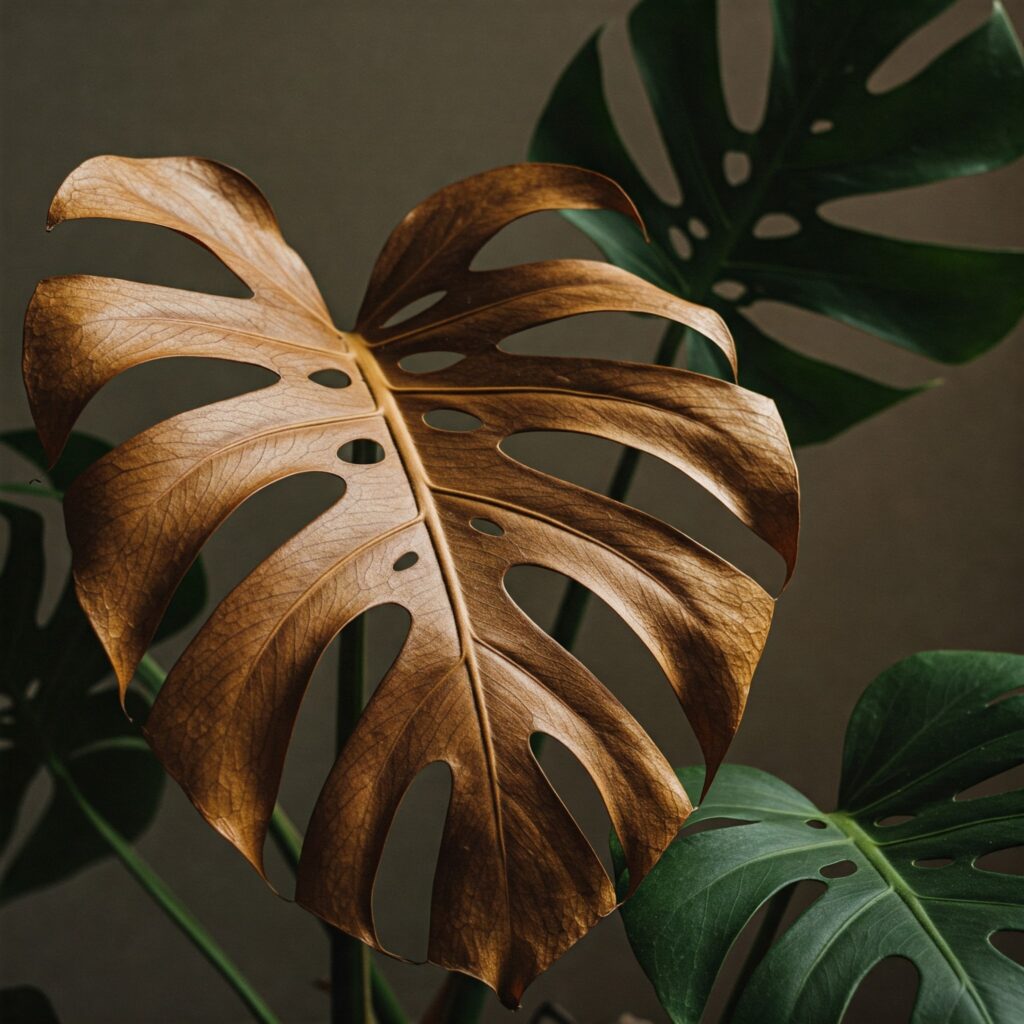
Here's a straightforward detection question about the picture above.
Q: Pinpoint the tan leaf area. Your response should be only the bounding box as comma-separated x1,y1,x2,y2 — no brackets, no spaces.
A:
22,156,799,1004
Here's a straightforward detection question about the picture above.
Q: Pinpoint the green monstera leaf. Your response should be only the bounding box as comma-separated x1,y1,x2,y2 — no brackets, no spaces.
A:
531,0,1024,444
0,431,206,901
613,651,1024,1022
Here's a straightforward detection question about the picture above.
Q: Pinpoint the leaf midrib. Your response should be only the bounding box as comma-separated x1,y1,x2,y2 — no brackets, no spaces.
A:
347,329,515,949
831,810,994,1023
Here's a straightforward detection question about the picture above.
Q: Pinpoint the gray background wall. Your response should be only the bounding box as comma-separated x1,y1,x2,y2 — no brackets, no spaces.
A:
1,1,1021,1021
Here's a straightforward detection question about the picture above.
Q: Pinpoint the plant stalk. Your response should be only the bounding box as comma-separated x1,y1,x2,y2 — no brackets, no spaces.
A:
721,885,795,1023
331,434,377,1024
43,749,280,1024
140,653,405,1021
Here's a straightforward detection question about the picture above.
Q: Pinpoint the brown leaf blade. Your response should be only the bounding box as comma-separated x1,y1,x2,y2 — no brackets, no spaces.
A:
22,155,799,1004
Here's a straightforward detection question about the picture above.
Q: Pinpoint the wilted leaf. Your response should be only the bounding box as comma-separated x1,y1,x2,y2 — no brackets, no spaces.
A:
0,431,204,901
531,0,1024,444
615,651,1024,1023
23,155,799,1003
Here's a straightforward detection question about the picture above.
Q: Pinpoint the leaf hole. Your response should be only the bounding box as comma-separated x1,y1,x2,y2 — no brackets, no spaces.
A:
379,291,445,329
668,226,692,260
392,552,418,572
717,0,773,132
956,763,1024,801
805,818,828,829
975,846,1024,876
990,930,1024,967
597,20,682,205
866,1,986,95
337,440,385,464
423,409,482,432
531,733,617,876
820,859,858,878
914,857,954,869
810,118,834,135
876,814,914,827
723,150,751,186
470,518,504,537
701,879,825,1019
307,369,351,389
712,279,747,301
986,684,1024,707
370,760,453,961
841,956,920,1023
687,216,709,240
396,351,466,374
753,213,801,239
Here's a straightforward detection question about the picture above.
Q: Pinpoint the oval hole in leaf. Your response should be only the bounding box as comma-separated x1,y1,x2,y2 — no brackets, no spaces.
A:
810,118,834,135
718,0,773,132
396,351,465,374
532,733,616,875
876,814,914,827
956,763,1024,801
337,440,385,464
86,357,278,449
702,879,825,1019
712,279,747,301
688,216,710,240
370,760,453,960
914,857,954,869
500,431,785,593
504,565,701,767
805,819,828,829
723,150,751,186
669,226,693,260
975,846,1024,876
753,213,801,239
308,369,351,389
599,19,682,205
392,551,418,572
866,1,980,95
186,471,346,620
990,930,1024,967
986,684,1024,707
380,291,445,329
840,956,919,1023
470,518,504,537
820,859,858,878
423,409,482,432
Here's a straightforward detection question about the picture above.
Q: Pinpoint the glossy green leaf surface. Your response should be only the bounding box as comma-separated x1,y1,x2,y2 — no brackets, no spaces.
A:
531,0,1024,444
614,651,1024,1022
0,432,206,901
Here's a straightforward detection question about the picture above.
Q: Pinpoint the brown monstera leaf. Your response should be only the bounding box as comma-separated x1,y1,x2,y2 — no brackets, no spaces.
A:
23,156,798,1005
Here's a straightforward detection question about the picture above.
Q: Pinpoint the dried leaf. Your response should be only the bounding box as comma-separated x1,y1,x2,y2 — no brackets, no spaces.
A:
23,156,799,1004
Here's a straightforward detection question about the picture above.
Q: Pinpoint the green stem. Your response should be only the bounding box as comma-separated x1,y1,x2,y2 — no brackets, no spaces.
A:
331,435,377,1024
140,652,403,1020
721,884,794,1023
44,749,280,1024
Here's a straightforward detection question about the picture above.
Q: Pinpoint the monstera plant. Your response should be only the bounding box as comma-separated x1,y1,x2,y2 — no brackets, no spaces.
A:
531,0,1024,444
17,154,798,1016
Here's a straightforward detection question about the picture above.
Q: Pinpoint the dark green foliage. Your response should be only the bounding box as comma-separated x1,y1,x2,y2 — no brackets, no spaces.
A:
531,0,1024,444
614,651,1024,1022
0,985,61,1023
0,432,206,902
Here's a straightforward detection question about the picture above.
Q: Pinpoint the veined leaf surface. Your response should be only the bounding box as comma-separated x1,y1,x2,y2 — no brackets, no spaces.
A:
23,156,799,1003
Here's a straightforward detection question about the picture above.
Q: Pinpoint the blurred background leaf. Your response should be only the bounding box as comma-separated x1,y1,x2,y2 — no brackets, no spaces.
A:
531,0,1024,444
0,431,207,902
